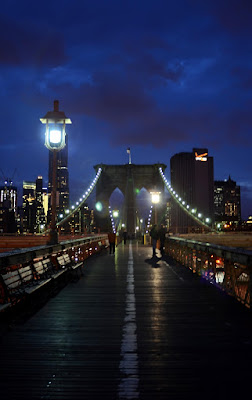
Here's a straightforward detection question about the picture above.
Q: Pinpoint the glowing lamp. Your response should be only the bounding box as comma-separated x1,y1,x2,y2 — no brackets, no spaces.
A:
150,191,161,204
40,100,71,151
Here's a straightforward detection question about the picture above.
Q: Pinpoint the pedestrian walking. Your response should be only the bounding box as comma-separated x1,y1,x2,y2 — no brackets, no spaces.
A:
123,231,127,244
150,224,159,257
108,230,116,255
158,224,167,256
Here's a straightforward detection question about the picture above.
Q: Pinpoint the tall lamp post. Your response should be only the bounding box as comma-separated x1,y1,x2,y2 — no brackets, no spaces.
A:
150,191,161,225
40,100,72,244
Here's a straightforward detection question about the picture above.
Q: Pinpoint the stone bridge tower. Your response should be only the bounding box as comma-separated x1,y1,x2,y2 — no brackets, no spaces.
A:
94,163,166,234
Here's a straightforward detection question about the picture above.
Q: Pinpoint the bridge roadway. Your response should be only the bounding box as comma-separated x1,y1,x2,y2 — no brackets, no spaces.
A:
0,241,251,400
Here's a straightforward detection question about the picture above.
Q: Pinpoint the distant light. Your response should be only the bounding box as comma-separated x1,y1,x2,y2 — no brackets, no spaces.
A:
205,218,210,223
192,209,196,213
59,214,63,218
65,209,69,214
198,213,202,218
95,202,103,212
151,192,161,204
113,210,119,218
140,219,143,223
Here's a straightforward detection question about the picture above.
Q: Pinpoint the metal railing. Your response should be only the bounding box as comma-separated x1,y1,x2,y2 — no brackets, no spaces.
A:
0,234,108,306
165,236,252,308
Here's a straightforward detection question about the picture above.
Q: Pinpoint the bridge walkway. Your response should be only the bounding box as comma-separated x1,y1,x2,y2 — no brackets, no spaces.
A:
0,241,251,399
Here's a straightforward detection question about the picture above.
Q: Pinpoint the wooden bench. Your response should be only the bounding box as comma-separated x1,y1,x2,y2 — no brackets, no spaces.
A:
63,253,83,278
41,257,66,280
0,302,11,312
20,265,52,295
0,269,26,306
57,253,83,280
0,264,52,307
33,260,53,281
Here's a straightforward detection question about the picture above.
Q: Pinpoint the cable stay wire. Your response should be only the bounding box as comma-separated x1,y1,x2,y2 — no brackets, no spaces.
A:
146,206,153,233
158,167,217,232
37,167,103,235
108,206,117,233
56,167,102,228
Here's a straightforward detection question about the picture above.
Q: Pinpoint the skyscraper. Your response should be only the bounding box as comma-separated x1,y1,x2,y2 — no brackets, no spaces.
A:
22,177,48,233
22,181,36,233
48,135,69,217
170,148,214,233
214,176,241,228
0,180,17,233
35,176,47,232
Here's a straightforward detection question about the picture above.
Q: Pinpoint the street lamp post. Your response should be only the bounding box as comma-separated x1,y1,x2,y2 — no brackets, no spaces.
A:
150,191,161,225
40,100,72,244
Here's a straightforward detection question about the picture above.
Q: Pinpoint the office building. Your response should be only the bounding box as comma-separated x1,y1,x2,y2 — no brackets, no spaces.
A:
214,176,241,228
68,203,93,234
22,181,36,233
22,177,48,233
35,176,47,232
0,180,17,233
48,136,69,218
170,148,214,233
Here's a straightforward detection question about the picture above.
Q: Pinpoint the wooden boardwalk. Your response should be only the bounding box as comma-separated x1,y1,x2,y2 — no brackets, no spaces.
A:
0,241,251,400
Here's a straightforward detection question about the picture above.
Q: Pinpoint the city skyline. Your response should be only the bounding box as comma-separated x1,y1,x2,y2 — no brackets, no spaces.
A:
0,1,252,218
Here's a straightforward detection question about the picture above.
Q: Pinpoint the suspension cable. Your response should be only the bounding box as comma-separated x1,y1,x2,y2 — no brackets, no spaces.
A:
159,167,217,232
145,206,153,233
108,206,116,234
56,167,102,228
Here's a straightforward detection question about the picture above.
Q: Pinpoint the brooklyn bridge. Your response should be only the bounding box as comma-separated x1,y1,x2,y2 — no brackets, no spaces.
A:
0,160,251,399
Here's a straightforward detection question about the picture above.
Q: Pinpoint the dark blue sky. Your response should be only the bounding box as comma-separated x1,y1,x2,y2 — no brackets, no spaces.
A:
0,0,251,218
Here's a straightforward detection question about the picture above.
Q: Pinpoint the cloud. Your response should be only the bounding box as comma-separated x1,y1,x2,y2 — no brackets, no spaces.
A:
0,15,66,67
211,0,252,34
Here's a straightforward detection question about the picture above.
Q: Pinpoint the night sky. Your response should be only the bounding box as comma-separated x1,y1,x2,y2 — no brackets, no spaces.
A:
0,0,251,219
